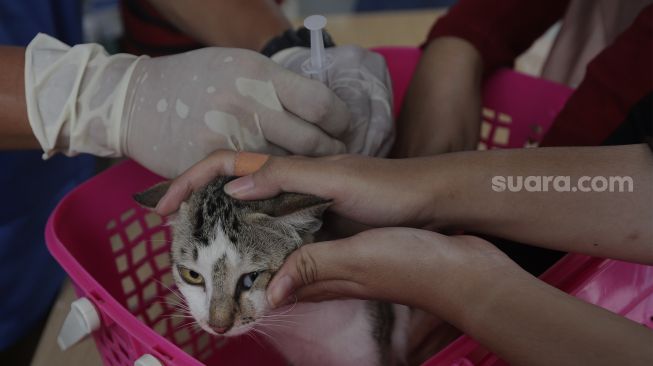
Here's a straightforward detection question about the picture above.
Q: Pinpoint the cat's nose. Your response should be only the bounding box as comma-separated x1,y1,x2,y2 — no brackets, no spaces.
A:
214,326,229,334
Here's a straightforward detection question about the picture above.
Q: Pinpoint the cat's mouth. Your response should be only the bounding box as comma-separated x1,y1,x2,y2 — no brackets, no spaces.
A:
200,319,257,337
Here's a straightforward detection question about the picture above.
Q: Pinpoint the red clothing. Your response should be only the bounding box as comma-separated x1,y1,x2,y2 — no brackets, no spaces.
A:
120,0,202,56
426,1,653,147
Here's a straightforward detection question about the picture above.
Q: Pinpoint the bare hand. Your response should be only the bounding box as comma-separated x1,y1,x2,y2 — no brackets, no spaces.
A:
156,150,442,229
264,228,511,310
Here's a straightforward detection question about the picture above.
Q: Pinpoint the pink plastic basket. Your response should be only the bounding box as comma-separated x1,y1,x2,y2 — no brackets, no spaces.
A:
45,47,653,366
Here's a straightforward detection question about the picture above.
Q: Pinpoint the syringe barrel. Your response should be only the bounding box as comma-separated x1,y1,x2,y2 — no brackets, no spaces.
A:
309,28,325,70
304,15,329,84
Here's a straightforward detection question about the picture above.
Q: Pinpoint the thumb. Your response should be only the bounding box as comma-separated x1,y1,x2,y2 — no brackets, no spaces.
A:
266,239,353,308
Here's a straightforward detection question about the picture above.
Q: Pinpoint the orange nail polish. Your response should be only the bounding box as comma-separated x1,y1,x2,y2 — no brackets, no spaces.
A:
234,152,269,176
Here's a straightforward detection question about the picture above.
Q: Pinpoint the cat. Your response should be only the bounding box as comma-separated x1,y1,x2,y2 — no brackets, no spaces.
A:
135,177,409,366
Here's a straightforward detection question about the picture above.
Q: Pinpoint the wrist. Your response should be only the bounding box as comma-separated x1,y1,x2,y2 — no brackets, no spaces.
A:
420,234,522,330
0,46,37,149
114,56,148,157
418,153,466,230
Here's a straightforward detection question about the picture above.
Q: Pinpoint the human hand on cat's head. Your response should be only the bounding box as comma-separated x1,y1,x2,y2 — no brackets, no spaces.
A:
156,150,440,230
265,227,514,315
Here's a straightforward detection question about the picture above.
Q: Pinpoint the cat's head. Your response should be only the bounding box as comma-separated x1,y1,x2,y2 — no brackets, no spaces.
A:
135,177,330,337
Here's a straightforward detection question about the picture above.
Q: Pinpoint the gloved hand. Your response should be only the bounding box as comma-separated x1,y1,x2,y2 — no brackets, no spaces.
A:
24,34,351,178
272,45,395,157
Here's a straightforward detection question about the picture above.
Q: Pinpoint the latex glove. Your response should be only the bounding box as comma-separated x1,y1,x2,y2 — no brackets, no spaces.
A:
272,45,394,157
24,34,351,178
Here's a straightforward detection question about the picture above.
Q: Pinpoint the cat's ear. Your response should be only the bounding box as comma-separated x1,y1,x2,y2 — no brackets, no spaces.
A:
133,181,171,209
254,193,331,234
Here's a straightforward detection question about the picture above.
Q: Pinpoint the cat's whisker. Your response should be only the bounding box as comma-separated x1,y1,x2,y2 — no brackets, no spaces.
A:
156,292,185,302
173,319,197,330
165,302,191,311
153,278,184,299
149,239,174,243
160,302,192,315
161,313,195,319
245,331,267,350
267,296,314,317
152,277,181,291
253,324,287,347
256,323,294,333
161,312,193,318
177,322,202,333
260,323,297,330
159,298,190,310
260,312,307,319
257,318,299,327
251,327,280,348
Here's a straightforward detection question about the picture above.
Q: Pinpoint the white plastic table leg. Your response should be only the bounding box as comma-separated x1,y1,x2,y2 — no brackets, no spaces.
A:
57,297,101,351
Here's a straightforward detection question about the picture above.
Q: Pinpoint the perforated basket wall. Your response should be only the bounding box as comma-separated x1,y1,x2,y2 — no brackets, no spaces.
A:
100,206,223,364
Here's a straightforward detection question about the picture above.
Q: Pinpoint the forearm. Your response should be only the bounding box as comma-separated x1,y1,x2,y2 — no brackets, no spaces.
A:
429,250,653,366
392,37,483,157
0,46,38,149
147,0,291,51
429,144,653,263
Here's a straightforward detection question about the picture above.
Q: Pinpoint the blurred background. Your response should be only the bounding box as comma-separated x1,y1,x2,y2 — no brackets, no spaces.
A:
82,0,459,48
83,0,555,77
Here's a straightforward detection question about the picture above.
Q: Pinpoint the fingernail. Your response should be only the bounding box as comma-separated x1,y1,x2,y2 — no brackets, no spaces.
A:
234,152,269,176
155,194,170,214
155,183,180,215
224,176,254,197
267,275,293,308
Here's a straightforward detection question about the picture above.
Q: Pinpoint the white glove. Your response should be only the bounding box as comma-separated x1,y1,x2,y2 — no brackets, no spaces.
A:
24,34,352,178
272,45,394,157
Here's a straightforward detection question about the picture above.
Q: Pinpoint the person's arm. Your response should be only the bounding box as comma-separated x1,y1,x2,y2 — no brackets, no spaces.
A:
0,46,38,149
431,144,653,263
392,37,483,157
393,0,570,157
156,144,653,263
263,228,653,366
146,0,291,51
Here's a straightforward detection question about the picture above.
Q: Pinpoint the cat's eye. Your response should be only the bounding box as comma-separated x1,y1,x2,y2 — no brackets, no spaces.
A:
240,272,260,290
178,266,204,286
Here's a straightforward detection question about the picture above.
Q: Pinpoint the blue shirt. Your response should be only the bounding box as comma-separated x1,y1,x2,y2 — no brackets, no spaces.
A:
0,0,95,349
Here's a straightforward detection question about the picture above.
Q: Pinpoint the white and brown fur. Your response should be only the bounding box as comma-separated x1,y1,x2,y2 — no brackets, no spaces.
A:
135,177,409,366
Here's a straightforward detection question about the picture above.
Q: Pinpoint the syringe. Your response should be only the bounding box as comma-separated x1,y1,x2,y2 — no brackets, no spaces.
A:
303,15,332,84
